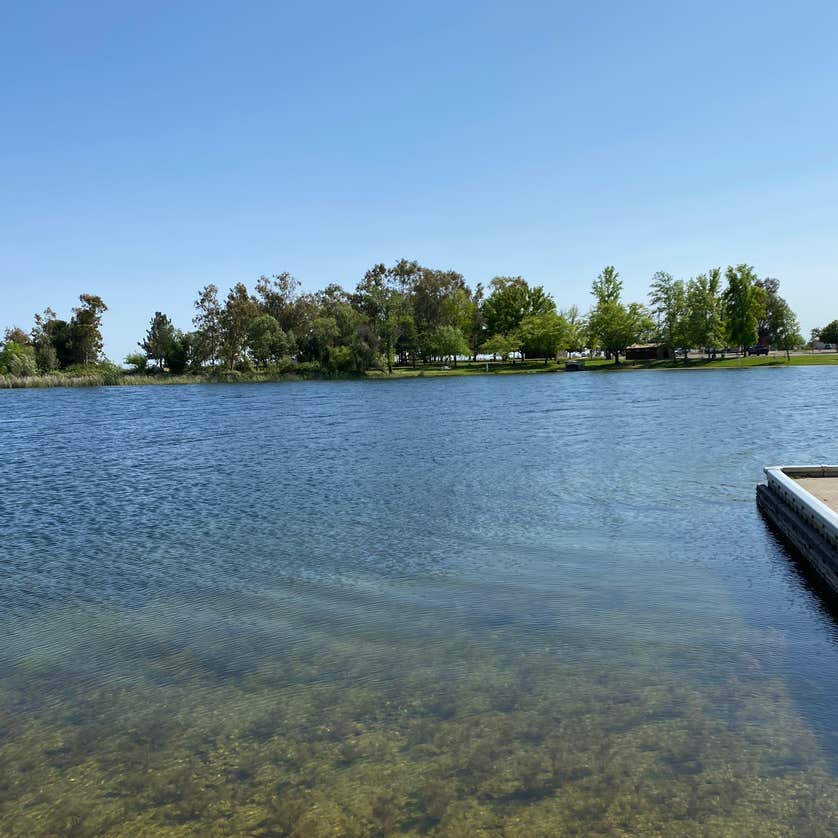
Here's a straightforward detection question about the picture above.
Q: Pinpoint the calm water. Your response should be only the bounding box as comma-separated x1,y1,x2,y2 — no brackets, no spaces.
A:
2,368,838,836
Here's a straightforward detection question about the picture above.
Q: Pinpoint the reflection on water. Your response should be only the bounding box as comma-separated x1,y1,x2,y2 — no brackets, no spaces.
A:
1,370,838,835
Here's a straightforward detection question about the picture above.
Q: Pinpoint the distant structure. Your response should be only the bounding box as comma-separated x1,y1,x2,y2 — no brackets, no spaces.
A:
624,344,672,361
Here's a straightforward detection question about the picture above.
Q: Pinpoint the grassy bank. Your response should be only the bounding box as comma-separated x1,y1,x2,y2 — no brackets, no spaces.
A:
2,353,837,389
0,368,320,389
374,352,838,378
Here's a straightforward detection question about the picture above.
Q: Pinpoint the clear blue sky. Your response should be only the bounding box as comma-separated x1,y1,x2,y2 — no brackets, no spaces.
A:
2,0,836,361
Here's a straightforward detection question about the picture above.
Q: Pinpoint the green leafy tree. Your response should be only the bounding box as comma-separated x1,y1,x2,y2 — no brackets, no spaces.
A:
465,283,486,360
722,265,762,352
0,342,37,377
483,277,555,338
684,269,726,357
255,272,302,333
43,318,74,368
412,268,470,360
519,311,569,363
561,306,585,353
818,320,838,346
124,352,148,373
247,314,290,366
588,268,652,364
220,283,260,368
649,271,688,360
591,265,622,305
337,304,377,373
31,308,60,370
69,294,108,365
428,325,469,366
754,277,780,344
481,332,519,361
193,284,222,367
305,315,340,367
166,332,193,374
768,297,802,360
354,263,404,373
140,311,177,369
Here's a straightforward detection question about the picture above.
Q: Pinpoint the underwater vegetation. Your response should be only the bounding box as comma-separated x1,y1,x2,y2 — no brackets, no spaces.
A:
0,592,837,837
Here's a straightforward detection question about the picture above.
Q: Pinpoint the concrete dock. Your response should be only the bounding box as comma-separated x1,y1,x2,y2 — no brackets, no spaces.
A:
795,477,838,515
756,466,838,595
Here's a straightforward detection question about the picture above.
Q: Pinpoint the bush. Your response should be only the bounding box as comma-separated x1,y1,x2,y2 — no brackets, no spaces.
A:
124,352,148,373
98,362,124,385
0,344,37,377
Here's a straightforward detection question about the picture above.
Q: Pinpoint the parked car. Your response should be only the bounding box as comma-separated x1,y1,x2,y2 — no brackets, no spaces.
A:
746,345,769,356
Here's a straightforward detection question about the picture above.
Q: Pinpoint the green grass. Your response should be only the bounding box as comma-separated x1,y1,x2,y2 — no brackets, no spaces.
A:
592,353,838,371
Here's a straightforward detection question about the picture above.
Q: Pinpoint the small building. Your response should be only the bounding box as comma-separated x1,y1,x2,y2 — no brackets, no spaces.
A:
624,343,671,361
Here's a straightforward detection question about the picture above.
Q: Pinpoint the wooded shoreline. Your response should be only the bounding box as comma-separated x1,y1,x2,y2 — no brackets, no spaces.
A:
3,352,836,390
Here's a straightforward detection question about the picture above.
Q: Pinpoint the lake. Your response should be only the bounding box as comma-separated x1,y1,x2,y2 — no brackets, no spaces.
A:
1,368,837,836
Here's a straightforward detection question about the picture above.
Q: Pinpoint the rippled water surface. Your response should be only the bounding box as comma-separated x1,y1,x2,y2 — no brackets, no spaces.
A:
2,369,838,836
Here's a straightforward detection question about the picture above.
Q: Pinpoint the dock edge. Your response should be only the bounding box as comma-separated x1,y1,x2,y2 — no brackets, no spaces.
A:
756,465,838,594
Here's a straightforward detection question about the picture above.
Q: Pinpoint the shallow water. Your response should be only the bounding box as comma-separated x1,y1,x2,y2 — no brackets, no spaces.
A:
1,369,838,836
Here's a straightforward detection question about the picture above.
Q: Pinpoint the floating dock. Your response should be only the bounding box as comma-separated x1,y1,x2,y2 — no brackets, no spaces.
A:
756,466,838,593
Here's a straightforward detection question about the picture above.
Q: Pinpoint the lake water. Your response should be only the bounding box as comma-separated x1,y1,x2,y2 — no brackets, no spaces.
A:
1,368,838,836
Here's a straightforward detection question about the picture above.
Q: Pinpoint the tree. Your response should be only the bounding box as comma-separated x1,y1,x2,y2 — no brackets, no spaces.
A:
193,284,222,367
0,342,37,377
483,276,555,338
412,268,470,360
465,283,485,360
768,298,802,361
255,272,301,333
649,271,687,361
684,269,725,358
355,263,398,373
591,266,622,305
248,314,290,366
4,326,30,346
31,308,60,370
124,352,148,373
166,332,193,374
722,265,761,352
220,283,259,367
68,294,108,365
818,320,838,346
561,306,585,353
140,312,177,369
428,325,469,366
519,311,569,363
755,277,799,348
305,315,340,368
754,277,778,341
481,333,519,361
588,268,652,364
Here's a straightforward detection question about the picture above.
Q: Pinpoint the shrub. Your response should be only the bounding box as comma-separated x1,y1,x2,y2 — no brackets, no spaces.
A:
0,344,37,377
124,352,148,373
98,362,124,385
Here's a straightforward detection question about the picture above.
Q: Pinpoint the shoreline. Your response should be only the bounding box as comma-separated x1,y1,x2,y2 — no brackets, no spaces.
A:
2,353,837,390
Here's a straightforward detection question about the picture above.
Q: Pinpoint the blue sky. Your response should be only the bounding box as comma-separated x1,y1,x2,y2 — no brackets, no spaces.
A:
2,0,836,361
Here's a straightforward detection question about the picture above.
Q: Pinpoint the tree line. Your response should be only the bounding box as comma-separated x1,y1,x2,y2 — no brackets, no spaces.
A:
0,262,814,377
